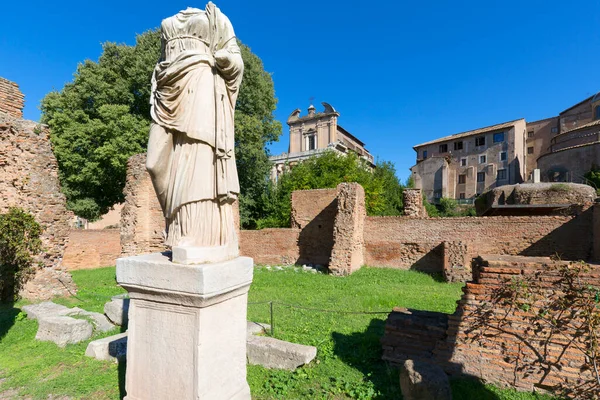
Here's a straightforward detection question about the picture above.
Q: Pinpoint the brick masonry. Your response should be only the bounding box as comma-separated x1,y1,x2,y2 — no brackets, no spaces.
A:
329,183,365,275
0,103,75,299
0,77,24,120
403,188,427,217
382,254,600,394
291,188,337,266
62,229,121,270
120,153,166,257
364,209,593,273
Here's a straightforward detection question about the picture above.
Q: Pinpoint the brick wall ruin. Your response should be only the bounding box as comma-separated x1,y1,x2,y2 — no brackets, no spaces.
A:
120,153,166,257
291,188,338,266
364,210,593,273
329,183,365,275
121,163,597,276
382,254,599,394
0,78,24,120
62,229,121,270
0,105,75,299
402,188,427,217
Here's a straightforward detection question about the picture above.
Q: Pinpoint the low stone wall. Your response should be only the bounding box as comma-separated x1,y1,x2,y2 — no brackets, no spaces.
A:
63,229,121,270
382,255,599,393
364,209,593,273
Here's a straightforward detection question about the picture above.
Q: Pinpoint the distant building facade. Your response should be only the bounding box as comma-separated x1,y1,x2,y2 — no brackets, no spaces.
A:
411,119,527,203
269,103,374,181
412,92,600,202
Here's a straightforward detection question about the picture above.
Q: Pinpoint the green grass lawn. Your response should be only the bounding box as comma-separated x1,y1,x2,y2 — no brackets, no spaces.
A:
0,266,557,399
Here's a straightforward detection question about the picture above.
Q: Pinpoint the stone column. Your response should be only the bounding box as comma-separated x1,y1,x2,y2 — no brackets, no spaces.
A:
117,253,253,400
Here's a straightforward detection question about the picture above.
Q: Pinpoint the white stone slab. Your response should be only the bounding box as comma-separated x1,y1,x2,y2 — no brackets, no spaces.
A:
247,335,317,371
172,245,238,265
116,253,253,297
36,316,93,347
85,332,128,361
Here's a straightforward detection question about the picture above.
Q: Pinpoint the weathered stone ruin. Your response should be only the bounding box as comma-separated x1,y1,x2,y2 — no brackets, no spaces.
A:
0,77,24,121
0,78,75,299
476,182,596,216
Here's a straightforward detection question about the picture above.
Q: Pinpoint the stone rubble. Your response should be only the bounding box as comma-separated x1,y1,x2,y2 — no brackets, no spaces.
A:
399,359,452,400
104,294,130,326
22,301,116,346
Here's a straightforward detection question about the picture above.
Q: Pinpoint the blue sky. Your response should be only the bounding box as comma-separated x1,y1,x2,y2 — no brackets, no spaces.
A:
1,0,599,182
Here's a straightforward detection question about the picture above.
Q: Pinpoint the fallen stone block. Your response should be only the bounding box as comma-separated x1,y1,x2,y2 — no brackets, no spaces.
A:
36,316,93,347
399,359,452,400
65,308,115,333
247,321,270,336
104,296,129,326
85,332,128,361
246,335,316,370
22,301,69,320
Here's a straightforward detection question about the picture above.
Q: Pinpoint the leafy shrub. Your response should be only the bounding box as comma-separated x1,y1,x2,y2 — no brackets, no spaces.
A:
0,208,42,302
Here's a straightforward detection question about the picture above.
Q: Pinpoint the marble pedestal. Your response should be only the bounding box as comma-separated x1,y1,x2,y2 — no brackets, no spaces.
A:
116,252,253,400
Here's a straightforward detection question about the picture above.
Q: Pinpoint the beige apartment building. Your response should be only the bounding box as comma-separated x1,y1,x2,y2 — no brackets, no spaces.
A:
411,119,527,203
412,91,600,202
270,103,374,181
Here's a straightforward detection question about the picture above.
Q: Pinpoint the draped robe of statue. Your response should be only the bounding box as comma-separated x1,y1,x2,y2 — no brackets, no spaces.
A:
146,2,243,255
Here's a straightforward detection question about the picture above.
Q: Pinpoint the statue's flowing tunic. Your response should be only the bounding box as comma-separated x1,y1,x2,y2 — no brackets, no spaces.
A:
146,3,243,249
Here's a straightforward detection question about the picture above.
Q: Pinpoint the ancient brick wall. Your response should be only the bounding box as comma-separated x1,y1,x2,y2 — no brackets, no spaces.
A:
291,188,337,266
329,183,365,275
239,229,300,265
120,153,166,257
63,229,121,270
0,119,75,299
402,188,426,217
364,210,593,272
0,78,24,120
382,255,599,394
442,241,473,282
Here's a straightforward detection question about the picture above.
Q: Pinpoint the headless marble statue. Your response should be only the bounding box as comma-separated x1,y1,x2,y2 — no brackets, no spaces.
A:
146,2,243,264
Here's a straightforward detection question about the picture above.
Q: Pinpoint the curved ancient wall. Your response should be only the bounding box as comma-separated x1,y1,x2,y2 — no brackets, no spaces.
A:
537,141,600,182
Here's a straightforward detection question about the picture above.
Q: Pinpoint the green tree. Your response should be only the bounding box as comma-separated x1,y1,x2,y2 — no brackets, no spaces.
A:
584,164,600,195
42,30,281,221
258,151,405,228
0,208,42,302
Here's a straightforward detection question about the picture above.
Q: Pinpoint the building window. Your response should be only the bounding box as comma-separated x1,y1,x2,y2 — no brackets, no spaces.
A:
551,127,558,134
479,155,487,164
596,105,600,120
307,134,316,150
527,131,534,138
460,157,467,167
500,151,507,161
477,172,485,182
527,146,534,154
454,141,463,151
493,132,505,143
458,174,466,184
439,144,448,153
497,169,507,180
475,136,485,146
459,193,465,199
423,150,428,159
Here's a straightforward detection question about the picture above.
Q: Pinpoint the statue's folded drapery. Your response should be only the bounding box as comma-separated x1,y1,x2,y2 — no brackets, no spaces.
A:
146,2,243,249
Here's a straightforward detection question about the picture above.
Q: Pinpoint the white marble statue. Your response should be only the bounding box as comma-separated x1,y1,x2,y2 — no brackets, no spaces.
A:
146,2,243,262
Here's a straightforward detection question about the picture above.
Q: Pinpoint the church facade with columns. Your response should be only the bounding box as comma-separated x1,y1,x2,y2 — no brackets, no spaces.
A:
269,103,374,182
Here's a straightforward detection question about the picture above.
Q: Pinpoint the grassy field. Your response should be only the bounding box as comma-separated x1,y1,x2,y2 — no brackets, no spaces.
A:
0,266,557,399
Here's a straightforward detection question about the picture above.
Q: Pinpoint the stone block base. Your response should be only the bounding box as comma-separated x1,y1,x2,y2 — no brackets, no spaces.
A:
117,253,253,400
